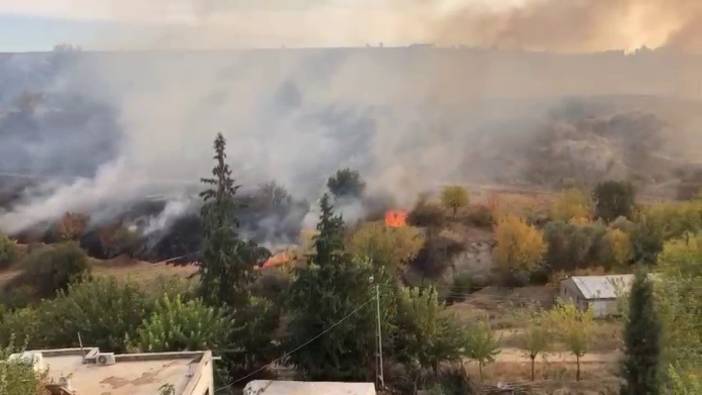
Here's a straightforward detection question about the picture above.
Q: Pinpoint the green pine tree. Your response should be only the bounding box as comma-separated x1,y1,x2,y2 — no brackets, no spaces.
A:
200,133,239,231
286,193,377,380
621,269,661,395
198,133,268,308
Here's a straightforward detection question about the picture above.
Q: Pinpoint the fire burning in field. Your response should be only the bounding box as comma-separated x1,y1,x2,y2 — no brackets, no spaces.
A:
261,251,291,270
384,210,408,228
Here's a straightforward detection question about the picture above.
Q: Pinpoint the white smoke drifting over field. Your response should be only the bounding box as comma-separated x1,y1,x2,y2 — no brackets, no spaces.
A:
1,47,702,244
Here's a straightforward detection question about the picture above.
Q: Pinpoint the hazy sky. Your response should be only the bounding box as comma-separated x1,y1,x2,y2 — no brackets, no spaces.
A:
0,0,699,52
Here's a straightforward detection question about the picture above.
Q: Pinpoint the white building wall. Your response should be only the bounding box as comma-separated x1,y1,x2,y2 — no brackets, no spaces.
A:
560,279,588,311
184,351,215,395
560,279,620,318
588,299,619,318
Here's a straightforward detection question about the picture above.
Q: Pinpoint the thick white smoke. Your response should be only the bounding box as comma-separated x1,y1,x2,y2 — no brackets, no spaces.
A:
1,47,702,238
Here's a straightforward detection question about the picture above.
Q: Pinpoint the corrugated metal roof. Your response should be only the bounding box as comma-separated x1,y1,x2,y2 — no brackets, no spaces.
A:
568,275,634,300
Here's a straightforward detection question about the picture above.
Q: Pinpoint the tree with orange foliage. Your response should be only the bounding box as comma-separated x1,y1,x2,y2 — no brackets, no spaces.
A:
493,215,546,281
348,221,424,271
551,188,592,222
607,228,633,267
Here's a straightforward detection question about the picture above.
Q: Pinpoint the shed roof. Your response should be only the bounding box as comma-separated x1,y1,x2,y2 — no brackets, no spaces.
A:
244,380,377,395
566,274,634,300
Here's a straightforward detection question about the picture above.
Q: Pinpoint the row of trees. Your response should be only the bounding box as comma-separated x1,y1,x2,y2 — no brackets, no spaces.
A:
491,182,702,283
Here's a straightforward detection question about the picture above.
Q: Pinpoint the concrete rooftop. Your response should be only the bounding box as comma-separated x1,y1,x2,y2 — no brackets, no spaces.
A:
20,348,212,395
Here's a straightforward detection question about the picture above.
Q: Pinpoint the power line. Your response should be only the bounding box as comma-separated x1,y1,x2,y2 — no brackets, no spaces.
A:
214,296,376,394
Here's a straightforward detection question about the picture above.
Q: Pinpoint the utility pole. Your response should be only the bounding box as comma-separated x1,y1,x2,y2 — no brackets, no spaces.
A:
375,284,385,388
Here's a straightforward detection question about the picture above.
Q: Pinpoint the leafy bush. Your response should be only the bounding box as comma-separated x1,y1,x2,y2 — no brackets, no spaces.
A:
229,296,281,371
542,221,610,272
0,235,17,269
38,277,150,352
0,308,40,349
637,200,702,243
137,295,230,352
19,242,90,297
0,336,42,395
656,233,702,375
0,286,36,310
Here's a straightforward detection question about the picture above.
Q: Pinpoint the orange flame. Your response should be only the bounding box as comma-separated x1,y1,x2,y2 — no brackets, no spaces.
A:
261,252,291,269
385,210,408,228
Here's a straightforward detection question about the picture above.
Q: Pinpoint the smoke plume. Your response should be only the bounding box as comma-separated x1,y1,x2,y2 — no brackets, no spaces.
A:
2,3,702,250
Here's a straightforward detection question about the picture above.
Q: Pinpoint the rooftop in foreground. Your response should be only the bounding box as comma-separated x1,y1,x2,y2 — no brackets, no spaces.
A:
244,380,377,395
10,347,213,395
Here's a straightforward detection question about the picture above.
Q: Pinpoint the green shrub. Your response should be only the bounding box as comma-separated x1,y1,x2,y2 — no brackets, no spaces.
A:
20,242,90,297
0,308,40,349
229,297,281,371
137,295,230,352
0,336,41,395
38,277,150,352
0,235,17,269
0,285,36,310
542,220,610,272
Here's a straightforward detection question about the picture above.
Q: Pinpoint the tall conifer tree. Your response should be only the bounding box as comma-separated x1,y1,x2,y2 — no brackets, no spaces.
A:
621,269,661,395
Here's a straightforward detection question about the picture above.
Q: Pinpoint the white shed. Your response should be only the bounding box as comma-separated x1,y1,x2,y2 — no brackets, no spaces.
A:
559,274,634,318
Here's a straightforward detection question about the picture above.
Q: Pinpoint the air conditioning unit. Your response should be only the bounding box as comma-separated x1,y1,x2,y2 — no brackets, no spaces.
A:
96,353,116,366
